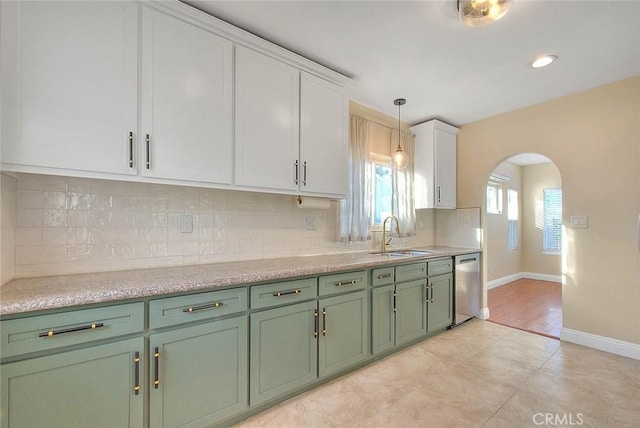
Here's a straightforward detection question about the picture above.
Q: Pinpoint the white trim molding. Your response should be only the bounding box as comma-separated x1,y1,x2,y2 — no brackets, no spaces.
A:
487,272,562,289
476,307,490,320
560,328,640,360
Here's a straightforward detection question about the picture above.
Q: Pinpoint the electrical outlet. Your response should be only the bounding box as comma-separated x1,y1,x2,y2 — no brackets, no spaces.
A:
304,216,316,230
570,215,589,229
181,214,193,233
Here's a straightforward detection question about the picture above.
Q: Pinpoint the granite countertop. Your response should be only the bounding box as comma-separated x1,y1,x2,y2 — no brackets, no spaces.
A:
0,246,479,316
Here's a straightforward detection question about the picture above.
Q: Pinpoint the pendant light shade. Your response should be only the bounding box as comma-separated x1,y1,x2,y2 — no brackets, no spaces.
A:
393,98,408,170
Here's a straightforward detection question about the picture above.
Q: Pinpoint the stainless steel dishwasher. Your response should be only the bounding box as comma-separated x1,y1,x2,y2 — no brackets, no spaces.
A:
453,253,480,326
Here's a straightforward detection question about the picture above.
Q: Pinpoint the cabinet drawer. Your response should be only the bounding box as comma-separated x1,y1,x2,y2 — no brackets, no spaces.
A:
251,278,317,310
318,270,366,296
371,267,395,287
149,287,247,329
1,302,144,359
428,258,453,276
395,262,427,283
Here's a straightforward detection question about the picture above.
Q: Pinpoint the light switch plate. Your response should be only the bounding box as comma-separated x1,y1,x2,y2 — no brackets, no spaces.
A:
181,214,193,233
570,215,589,229
305,216,316,230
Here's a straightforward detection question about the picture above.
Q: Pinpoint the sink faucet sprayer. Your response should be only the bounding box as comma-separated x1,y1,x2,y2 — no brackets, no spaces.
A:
381,215,400,252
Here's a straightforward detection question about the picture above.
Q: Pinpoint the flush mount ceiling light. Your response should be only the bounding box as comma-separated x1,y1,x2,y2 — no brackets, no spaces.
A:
531,55,558,69
392,98,409,170
458,0,513,27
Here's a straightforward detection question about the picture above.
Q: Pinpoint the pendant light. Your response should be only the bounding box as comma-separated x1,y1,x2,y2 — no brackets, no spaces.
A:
392,98,409,170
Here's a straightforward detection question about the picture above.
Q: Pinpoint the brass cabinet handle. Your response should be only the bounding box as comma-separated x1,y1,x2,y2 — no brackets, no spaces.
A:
39,322,104,338
313,309,318,338
153,347,160,389
322,308,326,336
273,289,301,297
128,131,134,168
145,134,151,169
426,284,434,303
334,279,357,287
182,302,224,313
294,160,299,185
377,273,392,280
133,351,141,395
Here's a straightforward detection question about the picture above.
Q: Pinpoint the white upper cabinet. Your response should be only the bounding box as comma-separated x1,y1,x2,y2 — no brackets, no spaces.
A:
235,47,348,197
1,1,138,175
234,46,300,192
411,120,459,209
299,73,348,197
140,8,233,185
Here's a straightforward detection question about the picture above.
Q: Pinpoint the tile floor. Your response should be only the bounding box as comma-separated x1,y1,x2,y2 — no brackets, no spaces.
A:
234,320,640,427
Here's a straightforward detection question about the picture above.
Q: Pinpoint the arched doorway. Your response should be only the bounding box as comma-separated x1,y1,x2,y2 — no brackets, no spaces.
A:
484,153,563,338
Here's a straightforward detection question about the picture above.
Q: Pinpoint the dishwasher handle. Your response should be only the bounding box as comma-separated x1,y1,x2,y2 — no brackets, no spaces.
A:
456,254,479,264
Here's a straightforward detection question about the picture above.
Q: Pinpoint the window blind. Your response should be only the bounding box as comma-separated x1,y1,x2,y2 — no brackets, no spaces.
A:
507,189,519,250
543,188,562,254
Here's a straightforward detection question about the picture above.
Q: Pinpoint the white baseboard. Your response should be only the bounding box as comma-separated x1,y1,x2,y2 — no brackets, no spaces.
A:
476,307,490,320
487,272,562,289
560,327,640,360
487,273,522,289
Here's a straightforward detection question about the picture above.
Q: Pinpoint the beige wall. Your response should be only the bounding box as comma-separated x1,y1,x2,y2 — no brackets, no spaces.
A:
486,163,522,281
522,162,562,276
458,76,640,344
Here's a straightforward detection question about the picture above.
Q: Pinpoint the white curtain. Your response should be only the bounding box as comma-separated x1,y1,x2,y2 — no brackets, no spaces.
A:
391,129,416,236
340,115,371,241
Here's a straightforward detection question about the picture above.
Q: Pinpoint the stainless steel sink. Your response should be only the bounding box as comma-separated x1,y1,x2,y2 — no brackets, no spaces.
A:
370,249,434,257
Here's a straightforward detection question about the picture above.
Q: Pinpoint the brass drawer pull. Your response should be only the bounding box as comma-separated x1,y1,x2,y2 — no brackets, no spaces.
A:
377,273,392,279
153,347,160,389
133,351,141,395
322,308,327,336
273,289,301,297
313,309,319,338
334,280,357,287
182,302,224,313
39,322,104,338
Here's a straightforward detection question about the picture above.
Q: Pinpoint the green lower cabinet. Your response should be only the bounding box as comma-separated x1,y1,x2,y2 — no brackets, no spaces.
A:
395,279,427,346
371,284,395,355
250,300,318,406
318,291,367,378
427,273,453,332
149,316,247,428
1,337,144,428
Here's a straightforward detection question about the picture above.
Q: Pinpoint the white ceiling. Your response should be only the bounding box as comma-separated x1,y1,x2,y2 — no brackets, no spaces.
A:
183,0,640,126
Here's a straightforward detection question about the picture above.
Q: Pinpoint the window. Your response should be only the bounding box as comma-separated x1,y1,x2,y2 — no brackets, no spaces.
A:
507,189,519,250
370,154,392,227
486,183,503,214
543,188,562,254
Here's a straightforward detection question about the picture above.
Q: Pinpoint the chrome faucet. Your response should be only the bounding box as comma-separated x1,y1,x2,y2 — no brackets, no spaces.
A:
381,215,400,252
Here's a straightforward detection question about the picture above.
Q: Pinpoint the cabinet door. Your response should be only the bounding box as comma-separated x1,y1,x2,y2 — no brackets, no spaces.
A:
395,279,427,346
235,46,300,191
318,291,367,378
1,338,143,428
371,284,395,355
141,8,233,184
149,316,247,428
250,300,317,405
427,273,454,332
1,1,138,175
434,128,457,208
299,72,348,197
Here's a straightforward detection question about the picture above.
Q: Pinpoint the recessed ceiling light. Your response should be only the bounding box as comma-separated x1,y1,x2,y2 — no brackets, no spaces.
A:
531,55,557,69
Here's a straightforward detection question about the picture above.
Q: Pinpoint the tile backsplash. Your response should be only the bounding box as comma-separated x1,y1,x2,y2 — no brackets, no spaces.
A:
2,173,437,281
1,174,17,283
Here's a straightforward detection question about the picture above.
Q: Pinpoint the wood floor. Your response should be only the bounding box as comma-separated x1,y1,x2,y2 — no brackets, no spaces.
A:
487,278,562,339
